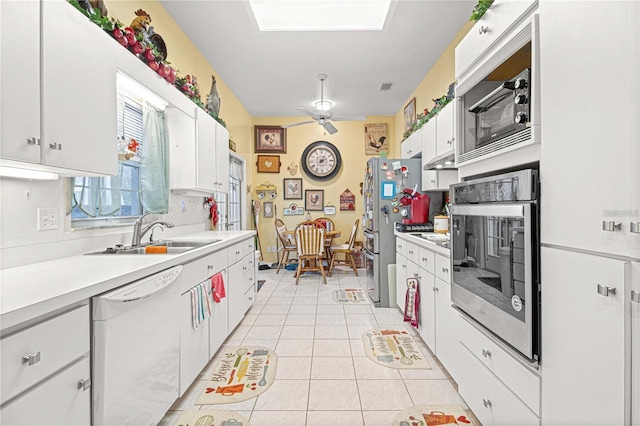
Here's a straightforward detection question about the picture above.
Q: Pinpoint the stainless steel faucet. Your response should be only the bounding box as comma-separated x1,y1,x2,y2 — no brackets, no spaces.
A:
131,213,174,247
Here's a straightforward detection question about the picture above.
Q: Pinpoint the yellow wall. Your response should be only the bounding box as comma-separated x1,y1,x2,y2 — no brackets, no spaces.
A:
251,117,395,263
394,22,475,155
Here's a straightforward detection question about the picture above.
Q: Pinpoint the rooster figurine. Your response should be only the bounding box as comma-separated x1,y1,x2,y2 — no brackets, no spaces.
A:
130,9,152,34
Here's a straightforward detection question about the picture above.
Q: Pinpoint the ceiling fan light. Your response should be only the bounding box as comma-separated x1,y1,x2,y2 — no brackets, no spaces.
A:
314,100,333,111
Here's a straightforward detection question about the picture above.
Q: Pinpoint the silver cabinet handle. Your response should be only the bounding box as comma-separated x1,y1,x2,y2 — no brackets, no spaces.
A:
27,137,40,146
631,222,640,234
482,349,491,358
482,398,492,408
421,257,427,262
22,352,41,366
413,273,419,278
631,290,640,304
442,267,449,273
77,379,91,391
597,284,616,297
434,286,439,292
479,25,490,35
48,142,62,151
602,221,622,232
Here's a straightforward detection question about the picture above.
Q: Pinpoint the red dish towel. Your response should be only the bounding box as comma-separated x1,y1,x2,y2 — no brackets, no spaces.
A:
403,277,420,328
211,272,226,303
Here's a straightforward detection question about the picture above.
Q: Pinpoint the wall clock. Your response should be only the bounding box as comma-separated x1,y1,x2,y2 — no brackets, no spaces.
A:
301,141,342,181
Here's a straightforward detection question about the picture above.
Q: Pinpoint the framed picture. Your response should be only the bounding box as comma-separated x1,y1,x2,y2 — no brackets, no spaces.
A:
256,155,281,173
323,203,336,215
283,178,303,200
255,125,287,153
403,97,416,133
305,190,324,211
340,189,356,211
263,201,274,218
365,123,389,155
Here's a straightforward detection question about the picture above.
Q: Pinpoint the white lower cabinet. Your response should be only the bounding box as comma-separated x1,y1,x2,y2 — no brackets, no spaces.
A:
418,270,436,350
541,247,628,425
228,242,257,333
632,262,640,426
209,274,229,358
0,356,91,426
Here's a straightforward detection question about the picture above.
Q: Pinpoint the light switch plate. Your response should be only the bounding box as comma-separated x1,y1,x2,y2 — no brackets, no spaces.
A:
37,207,58,230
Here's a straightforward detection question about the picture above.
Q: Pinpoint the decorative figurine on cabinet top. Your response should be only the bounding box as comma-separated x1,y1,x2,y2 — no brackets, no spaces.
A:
206,75,221,117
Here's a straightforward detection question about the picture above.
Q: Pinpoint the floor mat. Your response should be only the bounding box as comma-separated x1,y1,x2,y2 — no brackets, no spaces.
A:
332,288,370,304
174,409,250,425
362,328,432,369
196,347,277,404
392,404,477,426
257,280,265,292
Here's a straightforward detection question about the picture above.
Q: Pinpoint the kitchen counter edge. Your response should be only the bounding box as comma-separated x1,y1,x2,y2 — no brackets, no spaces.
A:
394,231,451,257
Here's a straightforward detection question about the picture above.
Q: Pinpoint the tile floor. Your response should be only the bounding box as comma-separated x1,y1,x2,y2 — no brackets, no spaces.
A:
159,267,475,426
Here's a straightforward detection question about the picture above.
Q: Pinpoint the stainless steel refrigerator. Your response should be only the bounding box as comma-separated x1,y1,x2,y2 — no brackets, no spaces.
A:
363,157,422,307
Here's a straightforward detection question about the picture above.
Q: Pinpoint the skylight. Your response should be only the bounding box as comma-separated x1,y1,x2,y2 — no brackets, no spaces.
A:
248,0,392,31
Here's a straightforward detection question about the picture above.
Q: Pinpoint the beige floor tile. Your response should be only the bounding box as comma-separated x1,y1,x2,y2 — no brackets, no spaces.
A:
253,314,287,326
244,325,283,340
350,339,367,357
314,325,349,339
249,410,307,426
253,379,310,411
264,297,294,306
259,305,291,315
275,357,312,380
275,339,314,356
343,305,375,314
280,325,315,339
288,304,316,314
357,379,413,410
315,314,347,325
352,357,401,380
240,314,259,326
398,366,448,380
361,410,400,426
315,304,344,314
311,357,356,380
308,380,361,411
348,324,375,339
240,339,278,350
306,410,365,425
403,379,468,406
169,379,207,410
345,313,378,326
285,314,316,326
313,339,352,357
291,296,319,305
201,397,257,411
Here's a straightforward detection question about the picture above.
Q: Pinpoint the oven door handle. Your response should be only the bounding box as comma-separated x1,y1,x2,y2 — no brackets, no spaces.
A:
451,203,529,218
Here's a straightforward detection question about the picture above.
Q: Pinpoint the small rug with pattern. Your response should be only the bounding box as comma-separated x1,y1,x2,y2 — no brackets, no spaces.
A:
363,328,432,369
332,288,370,304
196,347,277,404
174,409,250,426
392,404,477,426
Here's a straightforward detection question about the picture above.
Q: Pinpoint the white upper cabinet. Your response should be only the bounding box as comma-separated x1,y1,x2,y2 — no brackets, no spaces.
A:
1,0,118,176
214,122,230,194
539,0,639,258
196,109,217,193
435,103,454,157
401,131,421,159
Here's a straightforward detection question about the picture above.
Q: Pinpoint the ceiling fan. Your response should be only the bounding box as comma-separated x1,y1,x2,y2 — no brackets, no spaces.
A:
282,74,366,135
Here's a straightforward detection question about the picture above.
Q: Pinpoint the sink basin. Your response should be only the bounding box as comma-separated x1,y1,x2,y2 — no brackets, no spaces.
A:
85,239,221,255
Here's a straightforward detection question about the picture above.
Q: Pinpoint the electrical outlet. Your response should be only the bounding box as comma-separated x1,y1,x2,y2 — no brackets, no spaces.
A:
266,246,271,253
271,246,277,253
37,207,58,231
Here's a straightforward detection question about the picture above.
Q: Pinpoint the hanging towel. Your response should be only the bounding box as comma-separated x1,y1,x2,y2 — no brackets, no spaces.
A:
403,277,420,329
190,281,213,329
211,272,226,303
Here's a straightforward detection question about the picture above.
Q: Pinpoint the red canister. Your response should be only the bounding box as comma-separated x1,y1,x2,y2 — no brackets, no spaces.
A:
410,194,430,224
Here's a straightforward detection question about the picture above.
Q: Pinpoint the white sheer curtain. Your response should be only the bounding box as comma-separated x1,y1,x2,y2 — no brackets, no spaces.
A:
140,101,169,213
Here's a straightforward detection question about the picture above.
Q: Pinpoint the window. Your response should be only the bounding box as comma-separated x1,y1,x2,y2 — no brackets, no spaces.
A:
70,89,169,227
213,155,244,231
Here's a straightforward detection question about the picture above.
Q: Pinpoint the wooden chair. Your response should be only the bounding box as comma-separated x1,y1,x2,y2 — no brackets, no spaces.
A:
294,225,327,285
275,219,297,274
314,217,335,260
329,219,360,276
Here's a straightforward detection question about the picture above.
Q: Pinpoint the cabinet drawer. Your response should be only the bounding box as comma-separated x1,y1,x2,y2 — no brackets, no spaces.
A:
396,238,407,258
243,253,255,276
459,316,540,414
406,242,420,265
455,0,537,77
227,242,244,265
179,249,227,294
457,343,539,426
435,254,451,283
1,304,89,404
0,355,91,425
418,247,435,275
242,237,256,257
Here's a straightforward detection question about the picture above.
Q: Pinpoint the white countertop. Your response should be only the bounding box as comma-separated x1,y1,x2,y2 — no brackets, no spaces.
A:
0,230,255,332
394,231,451,257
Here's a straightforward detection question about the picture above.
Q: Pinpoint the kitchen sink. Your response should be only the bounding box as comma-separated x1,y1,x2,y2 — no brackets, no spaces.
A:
85,239,221,255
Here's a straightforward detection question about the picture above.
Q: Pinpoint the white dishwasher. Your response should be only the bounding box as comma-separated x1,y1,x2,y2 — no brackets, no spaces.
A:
92,265,183,426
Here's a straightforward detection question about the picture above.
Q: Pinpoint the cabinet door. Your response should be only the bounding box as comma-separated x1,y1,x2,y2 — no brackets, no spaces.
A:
435,103,454,156
434,278,459,377
41,0,117,175
0,0,41,164
167,107,197,190
215,122,230,193
540,1,639,257
396,253,408,311
401,131,420,159
210,287,229,358
227,262,245,332
418,269,436,352
0,356,91,426
541,247,626,426
179,290,210,396
423,170,458,192
195,110,216,193
632,262,640,426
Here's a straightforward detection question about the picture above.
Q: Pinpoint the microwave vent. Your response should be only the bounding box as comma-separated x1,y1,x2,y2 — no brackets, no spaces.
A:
458,128,532,164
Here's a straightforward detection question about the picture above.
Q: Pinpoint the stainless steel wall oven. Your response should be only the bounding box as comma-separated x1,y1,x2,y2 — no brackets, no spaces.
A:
450,169,540,361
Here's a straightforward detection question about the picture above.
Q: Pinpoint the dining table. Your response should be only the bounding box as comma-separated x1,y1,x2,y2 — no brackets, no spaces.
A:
283,228,342,262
